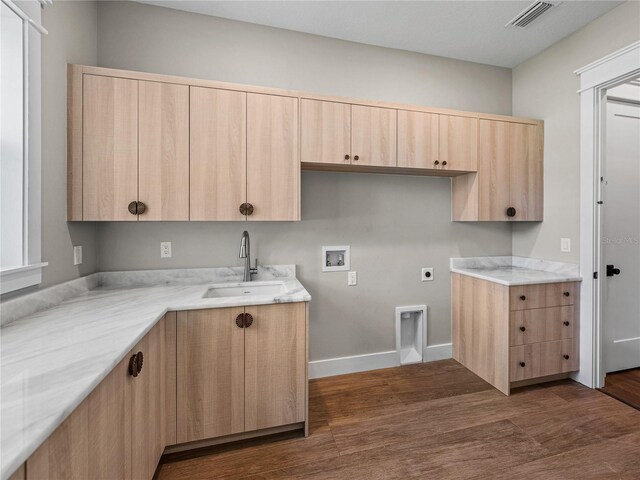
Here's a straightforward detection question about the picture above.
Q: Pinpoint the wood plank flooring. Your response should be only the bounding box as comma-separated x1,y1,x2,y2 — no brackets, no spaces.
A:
157,360,640,480
600,368,640,411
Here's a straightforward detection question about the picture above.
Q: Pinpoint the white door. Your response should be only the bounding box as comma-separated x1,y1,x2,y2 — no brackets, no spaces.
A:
602,96,640,373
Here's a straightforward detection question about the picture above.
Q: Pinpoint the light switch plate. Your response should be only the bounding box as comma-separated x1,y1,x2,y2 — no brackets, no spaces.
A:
561,238,571,253
161,242,172,258
348,271,357,286
421,267,434,282
73,246,82,265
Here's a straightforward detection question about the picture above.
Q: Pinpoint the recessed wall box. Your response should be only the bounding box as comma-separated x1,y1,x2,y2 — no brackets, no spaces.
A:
395,305,427,365
322,245,350,272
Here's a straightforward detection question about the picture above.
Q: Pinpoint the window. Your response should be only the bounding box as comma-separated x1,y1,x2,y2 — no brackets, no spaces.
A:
0,0,45,294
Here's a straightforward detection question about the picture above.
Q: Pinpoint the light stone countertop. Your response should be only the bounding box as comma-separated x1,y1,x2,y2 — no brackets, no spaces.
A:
450,256,582,286
0,265,310,480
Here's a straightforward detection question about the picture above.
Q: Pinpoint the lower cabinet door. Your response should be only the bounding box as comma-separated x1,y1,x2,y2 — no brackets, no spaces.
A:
176,307,245,443
510,339,577,382
129,317,167,480
244,303,306,431
27,356,131,480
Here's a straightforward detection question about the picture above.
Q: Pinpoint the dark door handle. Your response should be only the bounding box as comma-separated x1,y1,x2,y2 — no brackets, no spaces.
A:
506,207,517,217
519,326,526,332
606,265,621,277
519,362,526,368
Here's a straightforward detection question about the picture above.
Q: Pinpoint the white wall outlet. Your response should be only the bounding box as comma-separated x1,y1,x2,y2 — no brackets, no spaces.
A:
73,246,82,266
347,271,357,286
160,241,172,258
561,238,571,253
421,267,434,282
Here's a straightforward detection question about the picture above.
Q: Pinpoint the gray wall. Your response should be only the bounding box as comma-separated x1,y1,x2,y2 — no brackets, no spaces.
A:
511,1,640,263
41,1,99,285
95,1,513,361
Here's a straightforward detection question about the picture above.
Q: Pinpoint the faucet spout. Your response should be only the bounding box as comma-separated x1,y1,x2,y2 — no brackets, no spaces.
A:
239,231,258,281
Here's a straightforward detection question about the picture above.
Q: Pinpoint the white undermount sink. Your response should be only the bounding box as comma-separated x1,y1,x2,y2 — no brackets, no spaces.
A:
203,281,288,298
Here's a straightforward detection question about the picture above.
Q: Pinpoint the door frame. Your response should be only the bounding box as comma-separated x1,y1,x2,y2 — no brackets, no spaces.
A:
575,41,640,389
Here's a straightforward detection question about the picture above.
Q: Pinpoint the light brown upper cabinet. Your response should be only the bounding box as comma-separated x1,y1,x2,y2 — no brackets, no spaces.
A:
247,93,300,221
190,90,300,221
452,119,543,221
138,81,190,221
300,100,396,168
82,75,139,221
351,105,397,167
439,115,478,172
300,99,351,165
72,70,189,221
397,110,439,169
190,87,247,221
478,119,543,221
70,65,543,223
509,122,543,221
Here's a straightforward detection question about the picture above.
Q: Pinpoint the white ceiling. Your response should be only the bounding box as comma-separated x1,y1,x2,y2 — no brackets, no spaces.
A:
133,1,622,68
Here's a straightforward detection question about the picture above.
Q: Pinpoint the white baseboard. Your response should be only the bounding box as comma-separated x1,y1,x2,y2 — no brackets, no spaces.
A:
424,343,453,362
308,351,398,379
309,343,453,379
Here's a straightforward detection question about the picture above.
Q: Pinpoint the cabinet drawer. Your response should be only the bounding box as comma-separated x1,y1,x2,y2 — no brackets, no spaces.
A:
510,282,578,311
510,339,578,382
510,306,576,346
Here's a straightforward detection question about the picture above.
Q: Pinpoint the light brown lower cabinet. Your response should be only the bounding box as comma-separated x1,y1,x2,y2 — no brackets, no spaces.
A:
452,273,579,395
20,303,308,480
26,315,173,480
177,302,308,444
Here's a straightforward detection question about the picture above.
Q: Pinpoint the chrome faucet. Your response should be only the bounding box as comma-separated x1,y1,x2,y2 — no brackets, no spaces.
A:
239,231,258,282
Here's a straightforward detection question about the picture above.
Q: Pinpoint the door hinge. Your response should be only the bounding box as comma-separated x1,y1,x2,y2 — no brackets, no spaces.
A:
594,272,598,279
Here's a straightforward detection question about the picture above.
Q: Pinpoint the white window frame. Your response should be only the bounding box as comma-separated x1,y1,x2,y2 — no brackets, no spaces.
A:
575,40,640,389
0,0,47,294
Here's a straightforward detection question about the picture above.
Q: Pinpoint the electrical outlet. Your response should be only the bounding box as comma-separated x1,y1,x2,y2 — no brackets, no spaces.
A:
73,246,82,265
160,241,172,258
561,238,571,253
348,271,357,286
421,267,434,282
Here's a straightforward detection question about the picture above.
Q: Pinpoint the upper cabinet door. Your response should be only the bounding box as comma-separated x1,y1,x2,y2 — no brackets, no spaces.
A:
397,110,439,169
300,99,351,165
247,93,300,221
439,115,478,172
139,81,189,221
509,123,543,221
190,87,246,221
82,75,138,221
351,105,397,167
478,120,510,221
244,303,306,431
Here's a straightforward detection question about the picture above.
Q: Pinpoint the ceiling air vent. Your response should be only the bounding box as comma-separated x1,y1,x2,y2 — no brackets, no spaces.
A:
506,2,557,28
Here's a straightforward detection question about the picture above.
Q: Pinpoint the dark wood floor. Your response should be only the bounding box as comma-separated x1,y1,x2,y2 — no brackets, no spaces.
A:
601,368,640,411
158,360,640,479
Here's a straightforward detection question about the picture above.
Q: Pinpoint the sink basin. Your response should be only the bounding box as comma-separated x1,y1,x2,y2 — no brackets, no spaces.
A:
203,281,287,298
